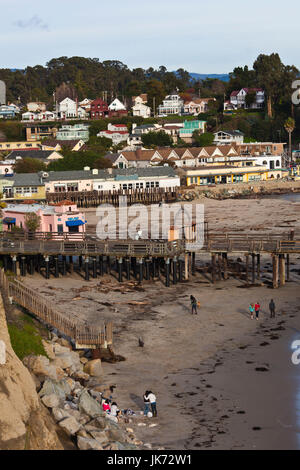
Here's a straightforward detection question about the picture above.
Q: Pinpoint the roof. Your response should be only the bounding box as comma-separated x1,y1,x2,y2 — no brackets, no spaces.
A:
42,139,83,149
4,203,56,214
215,130,244,137
8,150,60,160
13,173,45,187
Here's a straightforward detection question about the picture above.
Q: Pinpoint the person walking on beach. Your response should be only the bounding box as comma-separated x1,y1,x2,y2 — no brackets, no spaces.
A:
143,390,151,416
147,391,157,417
249,303,255,319
269,299,276,318
190,295,198,315
254,302,261,321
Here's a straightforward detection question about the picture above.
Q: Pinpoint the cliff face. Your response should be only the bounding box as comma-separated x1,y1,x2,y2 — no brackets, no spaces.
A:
0,294,63,450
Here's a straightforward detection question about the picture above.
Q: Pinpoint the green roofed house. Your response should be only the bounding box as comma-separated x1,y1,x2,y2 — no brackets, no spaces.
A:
179,120,206,143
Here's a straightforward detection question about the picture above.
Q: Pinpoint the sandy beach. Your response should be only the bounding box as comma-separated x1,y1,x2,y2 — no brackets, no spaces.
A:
22,195,300,450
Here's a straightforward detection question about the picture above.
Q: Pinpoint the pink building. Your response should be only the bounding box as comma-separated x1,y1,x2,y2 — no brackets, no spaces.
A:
3,201,86,237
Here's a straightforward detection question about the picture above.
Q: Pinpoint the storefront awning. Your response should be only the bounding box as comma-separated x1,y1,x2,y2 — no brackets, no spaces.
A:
3,217,16,224
66,219,85,227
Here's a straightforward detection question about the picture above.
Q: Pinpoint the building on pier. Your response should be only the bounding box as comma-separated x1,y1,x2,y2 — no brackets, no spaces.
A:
2,201,86,235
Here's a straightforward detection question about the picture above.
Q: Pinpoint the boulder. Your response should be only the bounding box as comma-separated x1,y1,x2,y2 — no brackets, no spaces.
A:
89,430,109,446
71,371,89,383
39,378,67,401
58,416,81,435
41,393,61,409
83,359,102,377
23,355,58,381
52,407,71,423
42,340,56,360
78,390,104,418
53,354,74,370
80,357,89,365
87,417,107,430
77,436,103,451
106,427,126,443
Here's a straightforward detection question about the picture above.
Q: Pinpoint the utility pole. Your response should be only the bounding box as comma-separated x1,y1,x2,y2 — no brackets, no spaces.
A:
153,97,156,117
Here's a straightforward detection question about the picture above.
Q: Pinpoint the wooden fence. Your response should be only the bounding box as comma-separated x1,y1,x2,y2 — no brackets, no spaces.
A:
46,187,179,207
0,269,112,348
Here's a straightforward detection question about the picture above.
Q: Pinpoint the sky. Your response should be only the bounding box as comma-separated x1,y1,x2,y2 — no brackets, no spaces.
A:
0,0,299,73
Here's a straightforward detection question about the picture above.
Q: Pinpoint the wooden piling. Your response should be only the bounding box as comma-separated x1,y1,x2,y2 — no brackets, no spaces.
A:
272,255,279,289
279,254,285,286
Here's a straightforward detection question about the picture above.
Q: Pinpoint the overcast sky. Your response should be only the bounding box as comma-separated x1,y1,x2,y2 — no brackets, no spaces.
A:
0,0,299,73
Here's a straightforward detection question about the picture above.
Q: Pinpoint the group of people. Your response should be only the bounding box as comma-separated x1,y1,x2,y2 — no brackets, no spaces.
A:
249,299,276,320
100,391,158,420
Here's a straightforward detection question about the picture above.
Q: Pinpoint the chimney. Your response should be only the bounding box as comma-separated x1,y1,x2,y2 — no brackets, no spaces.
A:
136,149,142,160
107,168,113,175
84,166,90,171
92,169,98,175
132,123,137,131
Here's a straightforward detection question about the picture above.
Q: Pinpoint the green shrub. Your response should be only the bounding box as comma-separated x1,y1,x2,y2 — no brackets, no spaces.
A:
8,314,47,360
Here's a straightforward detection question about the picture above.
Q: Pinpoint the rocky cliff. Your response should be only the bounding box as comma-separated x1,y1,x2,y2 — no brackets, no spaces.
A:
0,294,63,450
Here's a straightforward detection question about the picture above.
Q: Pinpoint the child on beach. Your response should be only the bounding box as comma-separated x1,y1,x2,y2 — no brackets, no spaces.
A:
102,399,111,413
249,303,255,319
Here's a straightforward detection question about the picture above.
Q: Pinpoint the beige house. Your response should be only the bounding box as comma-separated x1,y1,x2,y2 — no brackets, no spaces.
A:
27,102,46,112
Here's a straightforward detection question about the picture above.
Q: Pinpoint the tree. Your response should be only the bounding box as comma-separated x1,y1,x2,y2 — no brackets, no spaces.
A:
14,158,47,173
192,131,214,147
284,117,295,162
141,131,173,148
24,212,41,232
145,79,166,113
253,53,298,118
245,91,257,109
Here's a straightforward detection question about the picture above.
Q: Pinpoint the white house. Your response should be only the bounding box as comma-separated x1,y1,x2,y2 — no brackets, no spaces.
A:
158,93,184,116
108,98,127,112
57,97,78,118
22,111,36,121
37,110,55,121
225,88,265,111
214,130,244,145
97,123,129,145
132,96,151,118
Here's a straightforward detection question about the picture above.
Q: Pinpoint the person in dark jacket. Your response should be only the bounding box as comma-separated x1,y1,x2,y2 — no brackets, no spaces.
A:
269,299,276,318
190,295,198,315
143,390,151,416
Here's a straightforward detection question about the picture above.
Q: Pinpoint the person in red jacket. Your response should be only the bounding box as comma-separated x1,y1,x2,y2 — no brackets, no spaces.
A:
254,302,261,321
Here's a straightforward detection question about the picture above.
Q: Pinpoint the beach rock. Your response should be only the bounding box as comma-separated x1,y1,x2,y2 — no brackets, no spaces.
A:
39,379,67,401
77,436,103,451
53,343,71,355
77,429,89,438
83,359,102,377
41,393,61,409
51,407,71,423
53,354,74,370
87,417,107,430
58,416,81,435
106,427,126,443
42,340,56,360
23,355,58,381
89,430,109,445
79,390,104,418
71,371,89,382
80,357,89,365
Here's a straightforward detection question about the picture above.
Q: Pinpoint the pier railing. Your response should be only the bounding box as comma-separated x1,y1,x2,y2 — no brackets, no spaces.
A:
0,269,112,348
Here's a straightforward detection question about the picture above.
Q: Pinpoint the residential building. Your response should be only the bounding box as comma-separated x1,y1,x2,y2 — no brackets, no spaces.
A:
57,97,78,119
26,125,57,142
0,175,14,198
127,124,162,147
12,173,46,200
108,99,127,117
0,141,42,152
90,98,109,119
27,102,46,113
224,88,265,111
0,106,16,119
22,111,36,121
235,142,285,157
79,98,92,112
178,120,206,143
132,95,151,118
7,150,64,166
0,161,14,175
56,124,89,142
97,123,129,145
183,98,216,115
182,164,270,186
2,202,86,235
158,93,184,116
214,130,245,145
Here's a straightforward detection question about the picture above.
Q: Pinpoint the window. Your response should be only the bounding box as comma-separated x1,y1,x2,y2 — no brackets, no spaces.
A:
57,224,63,233
276,160,280,167
31,187,38,193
